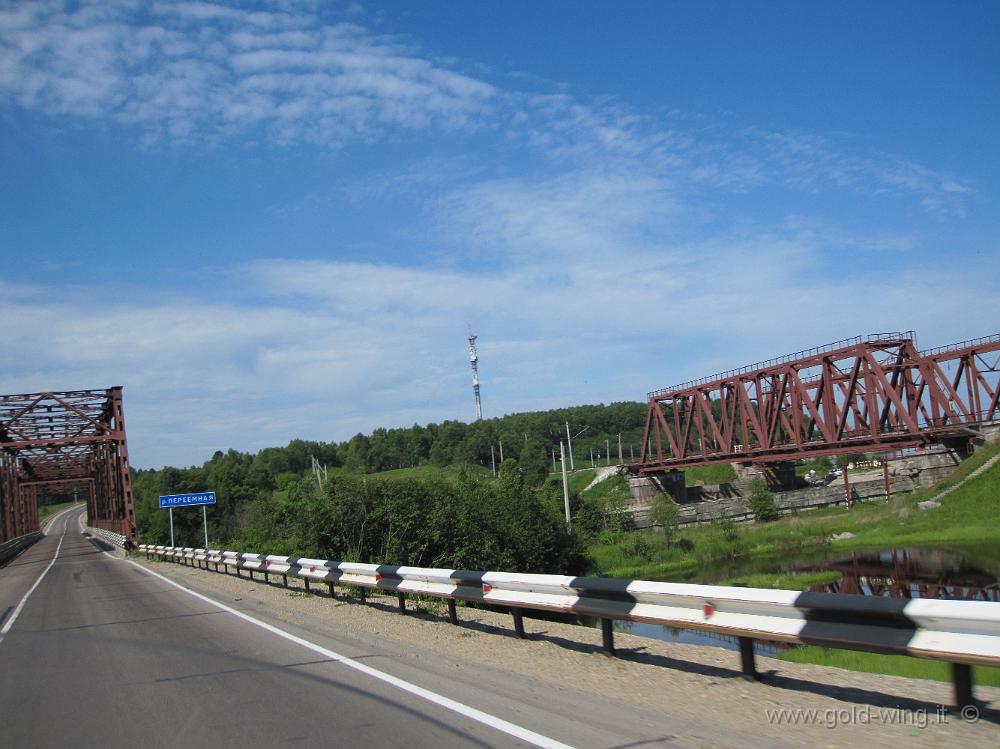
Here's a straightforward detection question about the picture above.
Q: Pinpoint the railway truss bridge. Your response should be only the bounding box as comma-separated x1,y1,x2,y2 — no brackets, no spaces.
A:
0,387,136,545
638,331,1000,474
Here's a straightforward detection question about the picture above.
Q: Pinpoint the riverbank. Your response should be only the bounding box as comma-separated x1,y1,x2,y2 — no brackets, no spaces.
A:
587,441,1000,582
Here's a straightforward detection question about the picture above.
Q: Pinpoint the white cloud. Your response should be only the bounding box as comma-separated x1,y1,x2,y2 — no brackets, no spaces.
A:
0,1,495,146
0,1,974,214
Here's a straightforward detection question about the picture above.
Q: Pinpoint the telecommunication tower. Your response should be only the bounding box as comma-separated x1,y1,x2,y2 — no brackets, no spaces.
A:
468,329,483,421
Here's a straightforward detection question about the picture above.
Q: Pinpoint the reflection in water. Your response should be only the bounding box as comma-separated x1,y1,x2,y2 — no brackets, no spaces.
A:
801,548,999,601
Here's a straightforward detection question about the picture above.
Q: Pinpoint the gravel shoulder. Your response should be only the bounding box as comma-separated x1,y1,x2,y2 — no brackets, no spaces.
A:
129,553,999,749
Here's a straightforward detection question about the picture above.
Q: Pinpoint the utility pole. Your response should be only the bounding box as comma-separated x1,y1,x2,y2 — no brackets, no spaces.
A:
630,445,634,461
606,439,610,466
590,447,594,468
565,422,575,471
560,441,571,532
499,439,504,463
552,448,557,473
618,434,623,465
490,445,496,476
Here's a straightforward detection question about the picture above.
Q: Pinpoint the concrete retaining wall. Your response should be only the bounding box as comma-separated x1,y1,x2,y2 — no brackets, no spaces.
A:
627,444,972,528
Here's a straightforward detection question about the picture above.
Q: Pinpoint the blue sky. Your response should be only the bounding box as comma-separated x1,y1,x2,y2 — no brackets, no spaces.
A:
1,1,997,468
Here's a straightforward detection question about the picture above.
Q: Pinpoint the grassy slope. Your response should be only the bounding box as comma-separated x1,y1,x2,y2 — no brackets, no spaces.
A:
683,463,737,484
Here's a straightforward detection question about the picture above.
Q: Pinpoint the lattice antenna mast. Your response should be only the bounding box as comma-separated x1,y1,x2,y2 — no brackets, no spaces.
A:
468,328,483,421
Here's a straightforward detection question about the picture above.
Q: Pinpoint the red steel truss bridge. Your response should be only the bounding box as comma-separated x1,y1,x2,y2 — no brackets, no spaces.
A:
0,387,136,543
638,331,1000,474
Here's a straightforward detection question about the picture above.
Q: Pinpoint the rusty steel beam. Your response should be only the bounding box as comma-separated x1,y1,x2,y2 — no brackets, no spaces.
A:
639,332,1000,474
0,387,137,543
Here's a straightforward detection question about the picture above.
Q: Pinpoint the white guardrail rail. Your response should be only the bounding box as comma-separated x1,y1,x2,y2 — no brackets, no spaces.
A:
85,526,131,550
138,544,1000,709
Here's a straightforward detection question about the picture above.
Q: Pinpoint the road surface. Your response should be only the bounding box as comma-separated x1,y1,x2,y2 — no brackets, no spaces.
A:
0,507,715,748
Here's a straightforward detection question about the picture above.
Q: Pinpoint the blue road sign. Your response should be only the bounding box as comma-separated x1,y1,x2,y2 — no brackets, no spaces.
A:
159,491,217,508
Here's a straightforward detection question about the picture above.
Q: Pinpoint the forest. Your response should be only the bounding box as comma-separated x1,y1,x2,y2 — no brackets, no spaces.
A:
132,402,647,573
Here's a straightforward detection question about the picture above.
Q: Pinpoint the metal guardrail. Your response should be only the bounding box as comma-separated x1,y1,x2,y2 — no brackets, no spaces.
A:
86,526,130,550
139,544,999,709
0,532,43,566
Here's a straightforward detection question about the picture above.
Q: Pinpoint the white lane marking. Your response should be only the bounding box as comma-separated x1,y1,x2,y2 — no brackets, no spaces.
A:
120,557,576,749
0,524,67,646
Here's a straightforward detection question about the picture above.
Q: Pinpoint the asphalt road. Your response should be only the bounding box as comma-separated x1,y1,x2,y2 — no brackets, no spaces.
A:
0,507,721,749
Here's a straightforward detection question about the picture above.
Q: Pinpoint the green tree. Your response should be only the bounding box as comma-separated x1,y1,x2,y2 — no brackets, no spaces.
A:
747,477,778,522
518,436,550,487
649,494,681,541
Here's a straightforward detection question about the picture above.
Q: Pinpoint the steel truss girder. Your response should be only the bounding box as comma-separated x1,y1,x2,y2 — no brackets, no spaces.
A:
0,387,136,543
639,332,1000,474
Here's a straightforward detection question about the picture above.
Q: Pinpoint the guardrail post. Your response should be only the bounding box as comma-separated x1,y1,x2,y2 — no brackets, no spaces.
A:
398,592,406,613
511,608,525,639
303,578,310,592
282,573,288,588
359,587,367,603
327,581,335,599
952,663,974,709
738,637,758,680
249,570,254,580
264,569,270,584
447,599,458,625
601,618,615,655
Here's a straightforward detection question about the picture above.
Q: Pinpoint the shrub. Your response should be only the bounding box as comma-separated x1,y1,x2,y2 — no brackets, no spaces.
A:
649,494,681,542
747,477,779,522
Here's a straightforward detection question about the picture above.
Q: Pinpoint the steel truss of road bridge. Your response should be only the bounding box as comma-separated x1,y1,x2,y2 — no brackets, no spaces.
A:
0,387,136,543
639,331,1000,474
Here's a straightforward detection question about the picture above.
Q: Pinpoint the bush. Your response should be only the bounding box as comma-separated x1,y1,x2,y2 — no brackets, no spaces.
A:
747,477,779,522
649,494,680,542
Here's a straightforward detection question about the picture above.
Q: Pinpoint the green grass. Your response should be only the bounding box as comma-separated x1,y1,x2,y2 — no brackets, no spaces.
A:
587,441,1000,582
566,468,597,494
719,570,842,590
683,463,737,485
777,646,1000,687
38,501,78,523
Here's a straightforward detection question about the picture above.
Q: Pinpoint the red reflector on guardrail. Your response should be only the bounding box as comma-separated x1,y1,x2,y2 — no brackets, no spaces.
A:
375,573,382,582
703,603,714,618
482,583,492,594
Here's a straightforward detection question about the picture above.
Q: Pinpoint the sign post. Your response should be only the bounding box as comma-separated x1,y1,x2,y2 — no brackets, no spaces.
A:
158,492,217,548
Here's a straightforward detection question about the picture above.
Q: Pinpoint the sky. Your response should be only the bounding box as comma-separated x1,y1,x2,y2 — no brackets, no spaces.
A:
1,1,998,468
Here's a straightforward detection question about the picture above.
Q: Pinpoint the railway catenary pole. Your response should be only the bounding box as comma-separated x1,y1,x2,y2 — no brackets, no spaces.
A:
565,422,575,471
560,441,571,531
